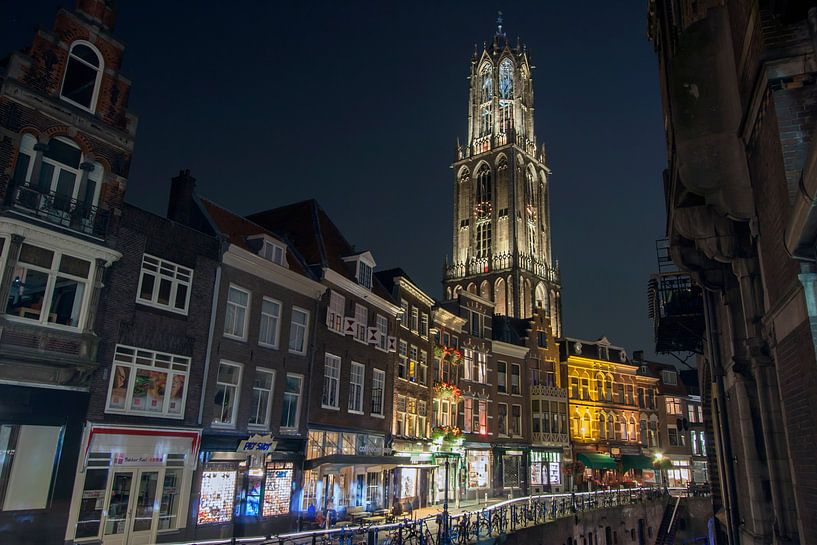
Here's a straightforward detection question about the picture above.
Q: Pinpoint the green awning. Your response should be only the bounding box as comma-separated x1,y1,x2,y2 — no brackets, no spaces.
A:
621,454,654,471
577,452,617,470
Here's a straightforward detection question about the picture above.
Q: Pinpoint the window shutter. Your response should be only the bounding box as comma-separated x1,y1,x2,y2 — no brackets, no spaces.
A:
343,317,357,336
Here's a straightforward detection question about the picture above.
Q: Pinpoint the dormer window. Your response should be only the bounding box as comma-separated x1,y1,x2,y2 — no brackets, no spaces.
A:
260,239,286,266
661,370,677,386
60,42,103,112
358,261,372,289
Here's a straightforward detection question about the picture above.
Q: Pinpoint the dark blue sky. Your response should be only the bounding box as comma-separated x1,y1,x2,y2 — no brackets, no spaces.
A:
2,1,670,361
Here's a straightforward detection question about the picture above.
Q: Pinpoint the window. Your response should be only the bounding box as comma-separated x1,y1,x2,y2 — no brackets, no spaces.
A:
470,311,481,336
224,285,250,340
288,307,309,355
418,401,427,437
691,430,702,456
570,376,579,398
661,370,677,385
136,254,193,314
400,300,409,328
479,400,488,434
478,64,493,136
463,398,473,432
357,261,373,289
476,222,492,259
688,403,701,423
511,405,522,436
497,361,507,393
213,361,242,426
5,243,92,329
665,397,682,415
498,403,508,435
510,364,521,395
410,306,419,332
327,290,345,333
259,239,286,266
398,341,408,379
371,369,385,416
0,424,63,511
249,369,275,428
420,313,429,337
322,353,341,408
258,298,281,348
395,395,407,435
354,303,368,342
60,42,103,111
419,350,428,385
349,362,365,413
280,374,302,431
581,377,590,400
409,345,418,381
668,426,680,446
106,345,190,418
376,314,388,350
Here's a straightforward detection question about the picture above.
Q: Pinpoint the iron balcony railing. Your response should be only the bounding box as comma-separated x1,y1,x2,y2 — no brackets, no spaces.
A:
445,253,559,283
11,185,109,238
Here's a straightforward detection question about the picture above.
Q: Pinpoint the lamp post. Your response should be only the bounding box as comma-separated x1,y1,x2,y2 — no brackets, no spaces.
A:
437,452,457,545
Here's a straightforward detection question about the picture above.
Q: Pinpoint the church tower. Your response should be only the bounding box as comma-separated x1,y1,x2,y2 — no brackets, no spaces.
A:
444,18,561,335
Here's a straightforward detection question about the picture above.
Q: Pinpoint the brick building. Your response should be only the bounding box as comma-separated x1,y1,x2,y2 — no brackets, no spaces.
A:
648,2,817,544
64,200,219,545
0,1,134,543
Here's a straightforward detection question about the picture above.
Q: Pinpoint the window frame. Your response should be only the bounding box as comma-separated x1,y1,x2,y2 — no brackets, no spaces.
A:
327,290,345,333
288,306,310,355
59,41,104,113
135,254,194,315
259,239,287,266
223,284,251,341
258,297,282,349
280,373,303,432
105,344,191,419
322,353,342,409
248,367,276,429
371,368,386,417
348,361,365,414
212,360,243,428
376,314,388,351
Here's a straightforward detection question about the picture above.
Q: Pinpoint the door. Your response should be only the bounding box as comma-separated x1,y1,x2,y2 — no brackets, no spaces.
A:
102,469,161,545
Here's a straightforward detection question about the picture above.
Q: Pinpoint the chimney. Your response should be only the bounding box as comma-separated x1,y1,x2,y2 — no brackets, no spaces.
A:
167,169,197,227
75,0,117,30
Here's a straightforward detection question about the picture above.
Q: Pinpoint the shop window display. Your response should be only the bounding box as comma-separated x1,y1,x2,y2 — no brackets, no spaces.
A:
158,469,182,530
74,467,109,538
197,470,237,525
467,451,490,489
263,463,293,517
106,345,190,418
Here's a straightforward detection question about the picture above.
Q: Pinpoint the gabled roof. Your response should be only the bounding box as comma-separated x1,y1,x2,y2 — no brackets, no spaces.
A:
247,200,393,301
200,198,311,277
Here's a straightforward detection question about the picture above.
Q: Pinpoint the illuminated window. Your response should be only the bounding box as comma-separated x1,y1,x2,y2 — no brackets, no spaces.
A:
249,368,275,428
665,397,682,415
280,374,302,431
476,222,492,259
478,64,493,136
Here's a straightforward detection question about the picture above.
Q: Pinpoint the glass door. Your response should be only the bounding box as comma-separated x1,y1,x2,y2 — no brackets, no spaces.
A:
128,470,160,545
103,470,135,545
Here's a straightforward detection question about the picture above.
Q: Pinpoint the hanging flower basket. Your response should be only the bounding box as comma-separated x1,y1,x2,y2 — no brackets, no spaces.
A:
434,345,464,366
432,425,463,443
433,382,462,401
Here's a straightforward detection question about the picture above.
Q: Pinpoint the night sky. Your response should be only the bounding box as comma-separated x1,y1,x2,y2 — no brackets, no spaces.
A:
2,2,670,361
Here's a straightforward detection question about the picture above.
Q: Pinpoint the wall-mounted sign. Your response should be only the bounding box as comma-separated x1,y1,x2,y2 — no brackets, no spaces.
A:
112,453,165,466
237,434,277,453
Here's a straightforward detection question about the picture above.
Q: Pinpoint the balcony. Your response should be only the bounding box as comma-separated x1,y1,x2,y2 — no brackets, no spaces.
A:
530,384,568,399
445,253,559,283
0,318,100,386
10,185,109,239
531,432,570,446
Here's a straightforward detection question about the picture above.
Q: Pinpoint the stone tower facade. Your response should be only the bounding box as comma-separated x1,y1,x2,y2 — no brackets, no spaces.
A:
444,23,561,334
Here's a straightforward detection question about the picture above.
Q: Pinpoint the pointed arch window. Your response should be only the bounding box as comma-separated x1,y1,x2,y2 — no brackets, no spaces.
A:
60,42,103,112
475,222,492,259
475,165,492,209
478,64,493,137
498,59,514,133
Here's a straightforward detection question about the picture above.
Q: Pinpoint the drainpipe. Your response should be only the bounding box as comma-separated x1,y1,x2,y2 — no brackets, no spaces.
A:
197,263,222,426
703,290,739,545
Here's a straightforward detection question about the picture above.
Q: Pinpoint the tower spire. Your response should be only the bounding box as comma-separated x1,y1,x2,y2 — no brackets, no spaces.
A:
496,11,505,37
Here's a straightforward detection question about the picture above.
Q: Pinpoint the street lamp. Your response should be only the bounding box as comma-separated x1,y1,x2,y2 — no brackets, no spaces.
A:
653,452,670,493
436,452,458,545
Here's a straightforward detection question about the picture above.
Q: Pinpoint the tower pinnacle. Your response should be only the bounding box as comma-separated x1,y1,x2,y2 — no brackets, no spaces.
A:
496,11,504,37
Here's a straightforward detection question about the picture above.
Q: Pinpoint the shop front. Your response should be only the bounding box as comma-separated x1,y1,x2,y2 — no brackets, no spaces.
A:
530,449,563,493
391,442,436,510
462,445,492,502
666,457,692,487
620,454,656,487
576,451,617,491
65,424,201,545
194,434,303,538
494,447,528,498
431,451,461,506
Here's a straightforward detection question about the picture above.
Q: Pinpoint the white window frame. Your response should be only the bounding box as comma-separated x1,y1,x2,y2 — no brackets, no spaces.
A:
280,373,303,432
420,312,429,338
371,369,385,417
259,239,287,266
212,360,243,428
105,345,191,419
357,261,373,289
327,290,345,333
354,303,368,343
288,306,310,355
223,285,250,341
59,41,104,113
257,297,281,349
135,254,193,315
348,361,365,414
376,314,388,351
400,300,409,328
410,306,419,332
322,353,341,409
248,367,276,429
661,370,678,385
5,243,94,331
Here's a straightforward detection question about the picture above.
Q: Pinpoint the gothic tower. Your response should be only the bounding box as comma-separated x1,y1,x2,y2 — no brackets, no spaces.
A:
444,19,561,335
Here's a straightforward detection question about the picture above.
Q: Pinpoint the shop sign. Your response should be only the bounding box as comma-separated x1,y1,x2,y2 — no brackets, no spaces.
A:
113,453,165,466
410,453,433,463
548,462,561,485
610,447,621,456
237,434,277,453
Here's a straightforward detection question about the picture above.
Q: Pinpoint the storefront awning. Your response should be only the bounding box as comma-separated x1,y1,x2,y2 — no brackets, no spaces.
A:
577,452,617,470
303,454,411,471
621,454,654,471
